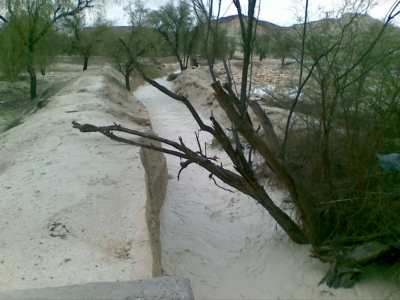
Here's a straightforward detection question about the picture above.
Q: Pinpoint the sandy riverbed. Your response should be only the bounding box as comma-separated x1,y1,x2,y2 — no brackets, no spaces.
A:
136,76,400,300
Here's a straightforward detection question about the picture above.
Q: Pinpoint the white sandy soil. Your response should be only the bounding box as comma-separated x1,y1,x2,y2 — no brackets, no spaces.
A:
136,77,400,300
0,66,154,291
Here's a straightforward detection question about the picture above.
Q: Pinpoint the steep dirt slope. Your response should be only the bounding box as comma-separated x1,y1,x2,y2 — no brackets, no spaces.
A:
0,66,165,290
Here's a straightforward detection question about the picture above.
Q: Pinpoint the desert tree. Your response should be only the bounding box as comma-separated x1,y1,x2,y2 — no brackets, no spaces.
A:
125,0,148,27
270,29,295,68
255,34,269,61
275,0,400,286
211,28,236,60
64,13,109,71
108,0,159,91
197,25,236,61
109,28,158,91
0,14,65,80
0,0,95,99
148,0,198,71
35,25,67,75
282,0,400,164
281,0,400,156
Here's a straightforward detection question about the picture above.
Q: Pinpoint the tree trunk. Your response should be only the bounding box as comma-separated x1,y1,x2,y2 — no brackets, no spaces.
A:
125,72,131,91
212,82,320,244
321,125,333,195
281,56,286,68
27,38,37,100
83,56,89,71
249,100,280,155
184,55,190,69
26,53,37,100
28,67,37,100
176,54,186,71
253,185,309,244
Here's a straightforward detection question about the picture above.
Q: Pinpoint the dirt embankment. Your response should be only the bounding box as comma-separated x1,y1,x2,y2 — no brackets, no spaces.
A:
140,144,167,276
103,68,168,278
0,65,167,290
173,63,306,139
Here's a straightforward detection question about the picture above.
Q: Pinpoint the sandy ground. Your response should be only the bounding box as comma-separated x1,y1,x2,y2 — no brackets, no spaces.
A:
0,63,84,133
136,77,400,300
0,66,156,290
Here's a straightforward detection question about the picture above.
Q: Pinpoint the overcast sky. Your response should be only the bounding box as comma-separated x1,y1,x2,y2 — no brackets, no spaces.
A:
104,0,397,26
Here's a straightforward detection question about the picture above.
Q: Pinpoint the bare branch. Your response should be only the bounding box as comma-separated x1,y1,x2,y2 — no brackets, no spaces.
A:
0,14,8,23
281,11,359,157
209,173,235,193
72,121,189,159
72,121,252,197
248,100,280,155
178,160,193,180
138,71,215,134
337,0,400,82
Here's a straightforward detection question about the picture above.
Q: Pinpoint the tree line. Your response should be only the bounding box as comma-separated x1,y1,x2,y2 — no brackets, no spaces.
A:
0,0,238,99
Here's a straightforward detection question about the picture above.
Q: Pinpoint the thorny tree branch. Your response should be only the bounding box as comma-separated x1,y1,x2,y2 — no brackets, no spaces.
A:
72,121,189,159
0,14,7,23
72,121,240,193
73,114,309,244
281,0,400,157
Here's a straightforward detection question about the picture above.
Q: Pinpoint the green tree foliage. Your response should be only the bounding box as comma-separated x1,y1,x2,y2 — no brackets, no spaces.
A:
0,0,94,99
109,26,159,91
65,14,110,71
282,9,400,275
0,20,25,81
148,0,198,70
255,34,270,61
35,26,66,75
202,28,236,60
271,30,295,67
107,0,160,91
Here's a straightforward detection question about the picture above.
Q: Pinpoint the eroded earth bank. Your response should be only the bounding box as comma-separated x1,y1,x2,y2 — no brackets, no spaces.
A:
135,64,400,300
0,65,168,292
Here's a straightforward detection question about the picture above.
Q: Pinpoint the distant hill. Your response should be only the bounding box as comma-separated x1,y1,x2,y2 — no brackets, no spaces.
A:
291,13,383,31
217,15,285,41
103,13,390,46
218,15,283,30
